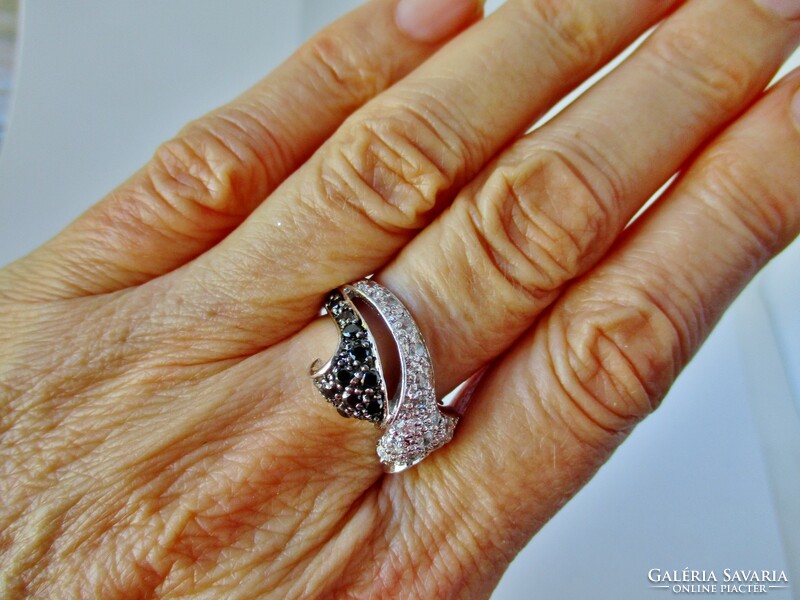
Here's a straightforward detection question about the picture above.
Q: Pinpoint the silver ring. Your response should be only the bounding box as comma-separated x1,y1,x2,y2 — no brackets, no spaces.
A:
310,279,457,473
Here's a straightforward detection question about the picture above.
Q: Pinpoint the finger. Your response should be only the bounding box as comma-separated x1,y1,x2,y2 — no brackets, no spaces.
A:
155,0,795,499
404,68,800,595
377,0,800,393
166,0,682,354
1,0,483,301
222,0,797,486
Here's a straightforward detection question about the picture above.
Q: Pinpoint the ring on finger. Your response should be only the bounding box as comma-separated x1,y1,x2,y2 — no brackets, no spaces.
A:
310,280,457,473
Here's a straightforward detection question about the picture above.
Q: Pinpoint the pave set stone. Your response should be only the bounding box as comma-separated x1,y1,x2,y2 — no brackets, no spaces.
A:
352,280,458,471
311,290,387,423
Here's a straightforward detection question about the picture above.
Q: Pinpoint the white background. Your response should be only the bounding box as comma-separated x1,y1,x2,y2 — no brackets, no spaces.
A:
0,2,798,598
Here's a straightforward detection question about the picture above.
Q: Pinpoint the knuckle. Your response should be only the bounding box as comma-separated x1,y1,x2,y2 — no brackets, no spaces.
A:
467,149,611,299
148,120,260,228
321,102,467,232
303,31,386,106
696,148,798,257
644,22,756,115
546,287,682,442
519,0,608,69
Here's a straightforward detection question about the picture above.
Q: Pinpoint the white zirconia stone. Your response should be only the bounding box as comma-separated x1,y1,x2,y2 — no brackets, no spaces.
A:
350,280,458,471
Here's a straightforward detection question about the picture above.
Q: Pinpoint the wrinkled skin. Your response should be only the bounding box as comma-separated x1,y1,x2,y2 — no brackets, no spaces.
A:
2,0,800,597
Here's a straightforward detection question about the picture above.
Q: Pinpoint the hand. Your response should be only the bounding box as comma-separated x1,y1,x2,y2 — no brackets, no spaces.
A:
2,0,799,597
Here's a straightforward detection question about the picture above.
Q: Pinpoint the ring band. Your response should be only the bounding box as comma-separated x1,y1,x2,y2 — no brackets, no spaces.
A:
310,279,457,473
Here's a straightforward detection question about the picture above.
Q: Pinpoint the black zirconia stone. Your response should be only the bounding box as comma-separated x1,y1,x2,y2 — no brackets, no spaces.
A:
343,391,360,409
362,370,379,389
321,384,337,399
342,323,362,338
328,292,344,307
336,369,353,385
366,399,382,417
350,345,369,363
339,309,356,323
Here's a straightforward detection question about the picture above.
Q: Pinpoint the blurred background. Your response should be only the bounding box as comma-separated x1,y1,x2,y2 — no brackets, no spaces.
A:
0,0,16,145
0,2,798,598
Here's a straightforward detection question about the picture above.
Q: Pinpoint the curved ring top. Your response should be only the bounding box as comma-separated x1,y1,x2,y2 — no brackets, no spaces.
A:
348,280,457,473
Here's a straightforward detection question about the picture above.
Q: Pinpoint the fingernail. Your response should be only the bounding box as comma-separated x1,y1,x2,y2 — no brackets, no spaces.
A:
395,0,484,43
755,0,800,20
